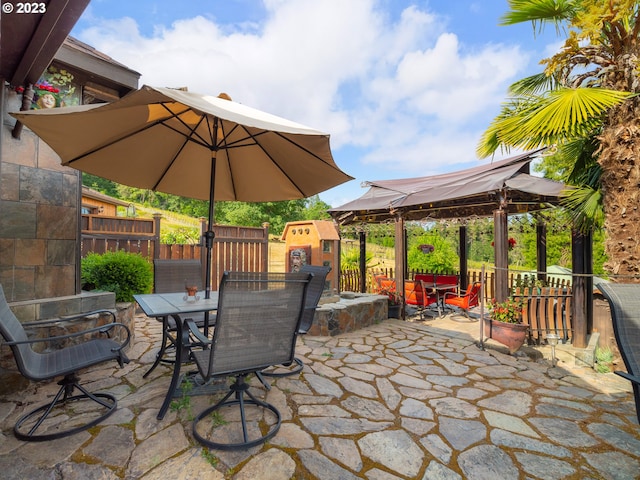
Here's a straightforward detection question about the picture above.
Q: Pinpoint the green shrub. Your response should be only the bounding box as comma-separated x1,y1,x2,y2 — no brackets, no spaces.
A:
81,251,153,302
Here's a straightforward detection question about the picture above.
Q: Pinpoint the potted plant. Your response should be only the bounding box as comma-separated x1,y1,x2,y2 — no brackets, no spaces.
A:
377,286,402,318
484,297,529,354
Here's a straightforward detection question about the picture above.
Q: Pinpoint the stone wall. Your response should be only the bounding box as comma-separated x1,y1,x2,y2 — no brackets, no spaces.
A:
1,87,80,302
307,293,388,336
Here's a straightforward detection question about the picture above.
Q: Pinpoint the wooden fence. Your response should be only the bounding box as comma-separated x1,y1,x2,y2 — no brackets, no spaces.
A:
343,267,571,301
81,214,269,290
340,267,574,341
81,214,159,258
513,287,573,344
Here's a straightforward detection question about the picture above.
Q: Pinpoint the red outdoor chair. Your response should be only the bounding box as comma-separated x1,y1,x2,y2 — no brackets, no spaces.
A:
405,280,438,318
443,282,482,319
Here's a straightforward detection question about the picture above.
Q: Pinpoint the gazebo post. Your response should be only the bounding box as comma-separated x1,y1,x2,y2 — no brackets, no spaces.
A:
494,207,509,302
459,225,468,291
394,216,406,319
536,221,548,285
572,229,588,348
359,229,367,293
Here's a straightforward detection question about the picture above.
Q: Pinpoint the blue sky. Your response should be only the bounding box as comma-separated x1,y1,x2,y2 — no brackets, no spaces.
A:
72,0,561,207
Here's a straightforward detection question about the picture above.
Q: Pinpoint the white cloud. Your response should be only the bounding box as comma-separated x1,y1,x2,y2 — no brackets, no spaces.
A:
77,0,538,201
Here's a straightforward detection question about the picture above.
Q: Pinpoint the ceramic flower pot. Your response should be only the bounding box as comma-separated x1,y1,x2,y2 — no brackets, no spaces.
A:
484,318,529,354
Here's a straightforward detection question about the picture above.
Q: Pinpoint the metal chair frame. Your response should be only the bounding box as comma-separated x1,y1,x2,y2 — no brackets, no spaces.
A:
258,265,331,386
186,271,311,450
598,283,640,424
144,259,212,378
0,284,131,441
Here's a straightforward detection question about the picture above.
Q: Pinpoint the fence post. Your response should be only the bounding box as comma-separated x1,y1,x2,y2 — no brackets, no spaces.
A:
261,223,269,273
152,213,162,259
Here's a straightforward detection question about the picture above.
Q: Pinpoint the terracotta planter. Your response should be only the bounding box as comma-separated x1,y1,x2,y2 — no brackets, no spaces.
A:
484,318,529,354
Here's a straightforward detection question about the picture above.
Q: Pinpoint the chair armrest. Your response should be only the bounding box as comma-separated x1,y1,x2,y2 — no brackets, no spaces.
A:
615,370,640,386
21,309,117,327
442,290,457,300
185,317,211,345
5,321,131,349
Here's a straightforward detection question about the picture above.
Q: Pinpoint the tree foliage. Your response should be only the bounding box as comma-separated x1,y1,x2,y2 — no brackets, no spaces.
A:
407,234,458,274
82,178,330,235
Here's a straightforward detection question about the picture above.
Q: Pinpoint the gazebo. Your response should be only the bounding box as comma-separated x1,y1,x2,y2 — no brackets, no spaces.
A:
329,150,594,348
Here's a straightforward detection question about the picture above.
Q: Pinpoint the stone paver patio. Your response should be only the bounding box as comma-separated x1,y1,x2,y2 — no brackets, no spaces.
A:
1,311,639,479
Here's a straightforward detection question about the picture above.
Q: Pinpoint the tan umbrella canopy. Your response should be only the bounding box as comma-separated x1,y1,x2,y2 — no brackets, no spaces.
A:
12,85,353,295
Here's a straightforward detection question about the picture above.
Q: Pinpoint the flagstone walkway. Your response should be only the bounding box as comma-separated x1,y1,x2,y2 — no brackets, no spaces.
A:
1,312,639,479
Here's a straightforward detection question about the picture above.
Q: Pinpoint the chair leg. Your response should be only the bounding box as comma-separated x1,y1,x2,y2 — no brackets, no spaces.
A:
14,373,117,442
259,357,304,379
193,374,281,450
144,318,177,378
255,371,271,391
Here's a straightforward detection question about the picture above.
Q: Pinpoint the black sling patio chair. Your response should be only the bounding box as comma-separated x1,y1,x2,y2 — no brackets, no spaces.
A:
258,264,330,387
185,271,311,450
597,282,640,424
0,284,131,441
144,259,214,378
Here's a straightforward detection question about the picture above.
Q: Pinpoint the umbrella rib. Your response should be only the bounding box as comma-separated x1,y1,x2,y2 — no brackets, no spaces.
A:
151,136,193,192
150,107,215,191
158,102,214,149
65,103,211,165
225,125,309,196
66,121,160,166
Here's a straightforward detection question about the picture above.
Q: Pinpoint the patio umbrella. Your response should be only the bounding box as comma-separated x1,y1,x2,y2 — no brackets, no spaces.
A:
11,85,353,298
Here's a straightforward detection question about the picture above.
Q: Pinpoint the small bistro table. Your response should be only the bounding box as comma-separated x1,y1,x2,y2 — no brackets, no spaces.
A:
134,291,218,419
427,284,458,317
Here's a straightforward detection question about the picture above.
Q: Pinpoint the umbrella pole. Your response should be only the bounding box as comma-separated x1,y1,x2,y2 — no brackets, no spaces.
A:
203,156,217,337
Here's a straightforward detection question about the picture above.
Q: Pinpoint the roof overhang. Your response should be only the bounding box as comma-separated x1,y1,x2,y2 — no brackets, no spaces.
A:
1,0,91,86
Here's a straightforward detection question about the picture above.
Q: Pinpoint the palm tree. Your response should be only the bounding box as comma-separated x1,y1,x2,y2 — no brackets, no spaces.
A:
478,0,639,282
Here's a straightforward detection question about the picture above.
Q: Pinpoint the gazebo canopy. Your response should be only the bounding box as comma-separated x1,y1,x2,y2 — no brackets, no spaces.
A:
330,149,566,224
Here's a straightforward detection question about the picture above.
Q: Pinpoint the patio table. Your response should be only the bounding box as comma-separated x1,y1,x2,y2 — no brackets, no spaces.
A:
426,284,458,317
134,291,218,420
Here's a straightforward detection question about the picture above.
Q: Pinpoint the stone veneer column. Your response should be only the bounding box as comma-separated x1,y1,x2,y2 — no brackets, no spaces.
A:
1,88,80,302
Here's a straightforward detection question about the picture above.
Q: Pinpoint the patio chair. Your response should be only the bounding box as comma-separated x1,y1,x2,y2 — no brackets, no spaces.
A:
258,264,331,386
597,283,640,424
144,259,213,378
443,282,482,319
405,280,437,318
0,284,131,441
185,271,311,450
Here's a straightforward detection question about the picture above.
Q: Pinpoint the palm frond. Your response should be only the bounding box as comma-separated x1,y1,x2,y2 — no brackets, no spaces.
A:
509,73,559,96
501,0,578,34
561,184,604,232
478,87,632,156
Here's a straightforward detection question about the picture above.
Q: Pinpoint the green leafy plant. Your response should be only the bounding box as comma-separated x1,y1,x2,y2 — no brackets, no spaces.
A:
595,346,614,373
514,274,547,291
81,250,153,302
489,298,524,324
341,248,375,269
169,379,194,419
